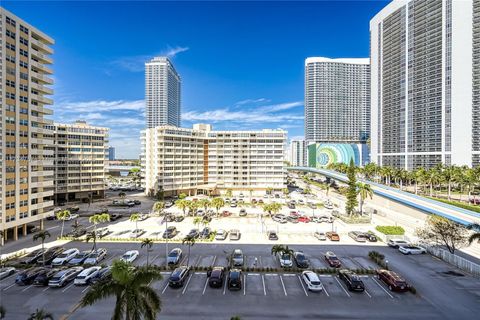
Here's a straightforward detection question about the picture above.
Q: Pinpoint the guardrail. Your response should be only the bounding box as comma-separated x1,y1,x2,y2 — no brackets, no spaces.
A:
426,245,480,278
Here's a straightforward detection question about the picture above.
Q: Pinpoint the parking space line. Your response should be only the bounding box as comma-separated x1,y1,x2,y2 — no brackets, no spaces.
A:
202,277,209,295
62,283,75,293
194,256,202,266
211,255,217,266
265,274,278,276
283,274,296,277
243,274,246,296
319,280,329,297
82,286,90,293
0,275,15,283
2,283,15,291
334,276,351,297
161,282,169,294
223,276,228,295
182,273,193,295
151,253,161,264
279,275,287,296
364,289,372,298
297,275,308,297
261,275,266,296
259,256,262,267
371,277,394,299
21,285,32,292
43,286,50,292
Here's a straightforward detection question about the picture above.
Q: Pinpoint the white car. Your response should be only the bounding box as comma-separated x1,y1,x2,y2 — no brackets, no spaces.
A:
279,253,293,268
0,267,16,279
129,229,146,238
387,239,409,248
51,248,80,266
74,266,102,285
121,250,139,263
302,271,323,292
65,213,79,221
83,248,107,265
398,245,427,255
215,229,228,240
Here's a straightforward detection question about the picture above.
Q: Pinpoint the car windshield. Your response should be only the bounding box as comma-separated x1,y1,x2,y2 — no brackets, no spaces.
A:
233,253,242,258
230,272,240,279
51,276,61,281
329,256,339,261
168,252,178,257
281,254,291,260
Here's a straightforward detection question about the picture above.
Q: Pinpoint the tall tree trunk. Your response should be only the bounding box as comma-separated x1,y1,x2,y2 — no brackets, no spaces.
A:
448,182,451,200
430,184,433,197
61,220,65,238
414,181,418,195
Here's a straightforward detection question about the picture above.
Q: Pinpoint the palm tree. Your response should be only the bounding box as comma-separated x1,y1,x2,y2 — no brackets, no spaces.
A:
266,187,273,195
415,167,427,195
89,213,110,251
271,244,286,257
225,189,233,198
282,188,289,198
425,168,441,197
27,309,53,320
304,187,311,195
85,231,98,251
248,188,254,200
56,209,71,238
118,192,126,202
141,238,154,267
130,213,140,231
182,235,196,266
464,168,479,203
33,230,51,267
356,182,373,215
70,220,84,240
178,192,187,199
80,260,162,320
175,199,190,217
211,198,225,216
440,165,460,200
188,201,199,216
193,217,202,229
230,316,241,320
325,184,331,198
153,201,164,216
198,199,210,212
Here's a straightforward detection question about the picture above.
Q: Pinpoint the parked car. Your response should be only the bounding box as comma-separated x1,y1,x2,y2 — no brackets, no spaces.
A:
66,227,87,238
272,214,287,223
267,230,278,240
167,248,183,265
319,215,333,223
65,213,79,221
288,203,296,209
222,210,232,217
165,201,174,208
387,239,409,248
326,232,340,241
239,209,247,216
398,245,427,255
287,216,299,223
279,253,293,268
15,267,47,285
120,250,139,263
314,232,327,241
33,268,60,286
324,251,341,268
48,267,84,288
18,249,45,265
293,251,309,268
134,200,141,205
231,249,244,267
207,267,225,288
227,269,242,290
301,271,323,292
376,269,410,292
229,229,241,241
96,228,110,238
109,213,123,221
90,266,112,284
365,232,378,242
130,229,146,238
36,246,64,265
298,216,311,223
187,229,200,239
83,248,107,265
213,229,226,241
52,248,80,266
69,251,93,266
0,267,16,279
348,231,367,242
74,266,102,285
163,226,178,239
168,266,190,288
339,269,365,292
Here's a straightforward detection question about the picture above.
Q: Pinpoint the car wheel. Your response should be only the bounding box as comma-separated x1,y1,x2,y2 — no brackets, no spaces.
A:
388,285,393,291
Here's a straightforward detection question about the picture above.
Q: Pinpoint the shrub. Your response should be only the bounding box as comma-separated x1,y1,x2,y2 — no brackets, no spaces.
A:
409,286,417,294
375,225,405,235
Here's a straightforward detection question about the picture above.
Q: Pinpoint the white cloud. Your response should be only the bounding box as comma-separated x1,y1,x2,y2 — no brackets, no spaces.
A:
163,46,189,58
56,100,145,112
235,98,270,105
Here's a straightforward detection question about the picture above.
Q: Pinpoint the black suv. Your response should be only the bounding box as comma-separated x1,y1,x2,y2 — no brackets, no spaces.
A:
227,269,242,291
339,269,365,292
365,232,378,242
207,267,225,288
163,226,178,239
293,251,309,268
18,249,45,265
36,246,64,265
168,266,190,288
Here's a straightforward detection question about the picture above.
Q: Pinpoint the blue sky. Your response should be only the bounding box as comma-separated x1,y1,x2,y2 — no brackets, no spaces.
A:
4,0,388,158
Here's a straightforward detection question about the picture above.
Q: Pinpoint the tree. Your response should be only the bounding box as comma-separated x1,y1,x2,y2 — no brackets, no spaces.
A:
266,187,273,195
118,192,126,200
27,309,53,320
187,201,199,216
70,220,84,240
141,238,154,267
130,213,140,231
33,230,51,267
304,187,311,195
440,165,460,200
175,199,190,217
178,193,187,199
211,198,225,216
89,213,110,252
248,188,254,200
198,199,210,212
356,182,373,215
325,184,331,197
80,260,162,320
85,231,98,251
225,189,233,198
425,168,441,197
153,201,164,216
193,217,203,229
345,158,358,216
282,188,289,198
415,215,468,254
262,203,281,216
182,235,196,266
56,209,71,238
270,244,294,259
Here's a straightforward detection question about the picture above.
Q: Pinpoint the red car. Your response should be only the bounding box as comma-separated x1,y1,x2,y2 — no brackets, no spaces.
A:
376,269,410,292
324,251,342,268
298,216,311,223
222,210,232,217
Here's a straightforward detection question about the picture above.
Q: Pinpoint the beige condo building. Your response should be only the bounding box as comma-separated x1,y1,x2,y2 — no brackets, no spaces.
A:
0,8,55,242
142,124,287,197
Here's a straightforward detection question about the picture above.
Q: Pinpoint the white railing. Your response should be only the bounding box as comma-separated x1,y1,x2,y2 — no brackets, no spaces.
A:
426,245,480,278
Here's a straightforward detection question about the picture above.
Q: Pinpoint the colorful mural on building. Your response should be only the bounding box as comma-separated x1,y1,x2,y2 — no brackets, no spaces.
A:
308,143,368,167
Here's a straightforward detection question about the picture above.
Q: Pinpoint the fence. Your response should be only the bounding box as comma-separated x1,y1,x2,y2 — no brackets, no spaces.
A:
426,245,480,278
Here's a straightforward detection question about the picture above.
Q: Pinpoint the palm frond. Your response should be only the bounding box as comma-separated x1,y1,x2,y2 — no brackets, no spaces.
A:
468,233,480,245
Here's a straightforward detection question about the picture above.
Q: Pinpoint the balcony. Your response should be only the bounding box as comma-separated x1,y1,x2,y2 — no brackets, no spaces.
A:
31,180,54,189
31,49,53,64
30,37,54,55
31,71,54,85
31,93,53,105
30,59,54,75
31,82,53,95
31,104,53,116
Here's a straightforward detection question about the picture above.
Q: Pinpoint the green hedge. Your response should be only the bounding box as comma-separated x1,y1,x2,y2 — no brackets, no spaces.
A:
375,225,405,235
427,197,480,214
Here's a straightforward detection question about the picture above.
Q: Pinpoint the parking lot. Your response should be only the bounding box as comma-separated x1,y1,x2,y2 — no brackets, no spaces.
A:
2,242,480,319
